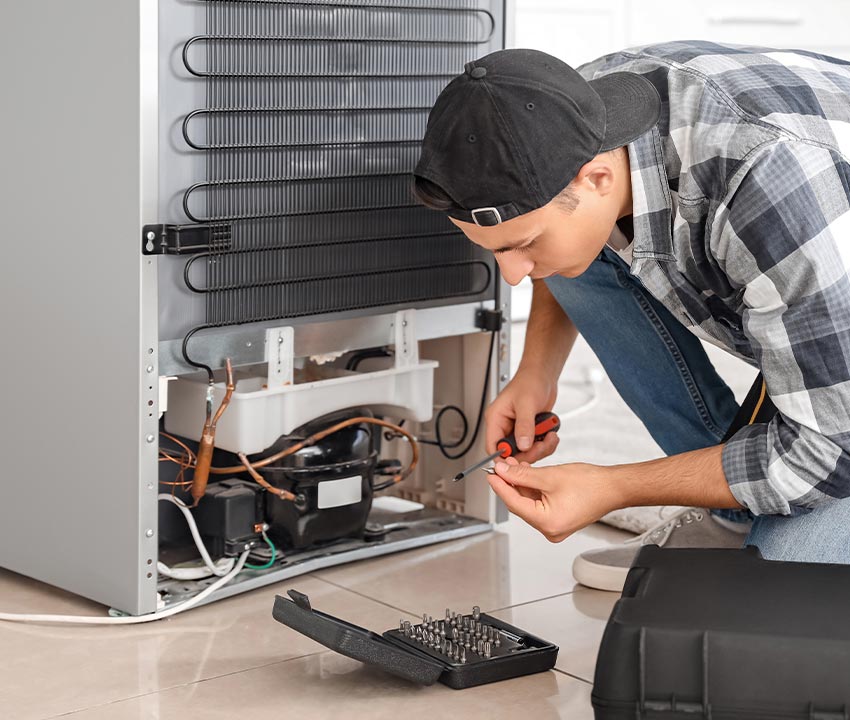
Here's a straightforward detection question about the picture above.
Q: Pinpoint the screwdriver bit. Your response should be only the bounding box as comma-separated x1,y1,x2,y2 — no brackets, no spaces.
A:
453,412,561,481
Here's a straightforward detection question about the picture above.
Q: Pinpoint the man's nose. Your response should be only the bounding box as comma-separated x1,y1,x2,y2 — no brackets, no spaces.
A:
495,254,533,286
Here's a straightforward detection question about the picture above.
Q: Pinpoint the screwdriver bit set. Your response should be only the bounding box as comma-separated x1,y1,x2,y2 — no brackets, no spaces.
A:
273,589,559,689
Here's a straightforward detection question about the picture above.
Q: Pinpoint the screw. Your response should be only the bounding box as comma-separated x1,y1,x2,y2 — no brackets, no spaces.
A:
500,374,508,382
146,365,154,373
145,434,155,443
145,529,154,538
244,544,251,551
147,482,154,490
402,320,408,327
246,341,252,348
278,336,284,344
146,231,156,241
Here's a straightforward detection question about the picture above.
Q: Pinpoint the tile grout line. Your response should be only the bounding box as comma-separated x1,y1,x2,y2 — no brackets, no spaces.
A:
312,575,586,619
310,574,426,618
43,651,327,720
485,588,576,614
552,667,593,685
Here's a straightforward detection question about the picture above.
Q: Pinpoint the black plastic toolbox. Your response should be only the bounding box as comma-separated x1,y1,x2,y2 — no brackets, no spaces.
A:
593,545,850,719
273,589,558,689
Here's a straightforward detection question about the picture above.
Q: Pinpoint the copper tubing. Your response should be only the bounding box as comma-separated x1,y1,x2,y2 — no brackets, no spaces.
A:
209,416,419,488
190,359,235,506
237,452,297,501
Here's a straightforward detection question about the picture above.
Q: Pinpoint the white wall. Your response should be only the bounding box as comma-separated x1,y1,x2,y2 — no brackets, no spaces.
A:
509,0,850,321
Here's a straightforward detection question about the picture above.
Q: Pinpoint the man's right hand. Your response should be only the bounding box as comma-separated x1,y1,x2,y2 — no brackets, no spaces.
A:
484,368,559,464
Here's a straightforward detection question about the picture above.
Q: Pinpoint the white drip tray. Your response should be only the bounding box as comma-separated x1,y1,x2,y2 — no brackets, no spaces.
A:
164,360,438,454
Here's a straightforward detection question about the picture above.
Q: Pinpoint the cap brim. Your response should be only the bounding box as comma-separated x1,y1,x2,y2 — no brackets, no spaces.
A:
588,72,662,152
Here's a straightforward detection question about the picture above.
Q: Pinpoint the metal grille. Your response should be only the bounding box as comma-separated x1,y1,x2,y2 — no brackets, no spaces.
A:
181,0,501,331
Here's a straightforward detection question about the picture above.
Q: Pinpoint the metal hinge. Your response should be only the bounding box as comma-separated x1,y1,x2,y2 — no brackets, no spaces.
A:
474,308,504,332
142,223,232,255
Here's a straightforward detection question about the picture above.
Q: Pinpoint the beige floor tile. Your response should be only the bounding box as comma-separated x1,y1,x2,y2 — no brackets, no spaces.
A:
490,586,620,683
55,651,594,720
315,518,630,614
0,573,414,720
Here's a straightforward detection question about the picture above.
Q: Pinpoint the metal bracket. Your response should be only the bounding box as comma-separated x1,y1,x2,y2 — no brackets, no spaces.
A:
265,326,294,387
392,309,418,368
142,223,232,255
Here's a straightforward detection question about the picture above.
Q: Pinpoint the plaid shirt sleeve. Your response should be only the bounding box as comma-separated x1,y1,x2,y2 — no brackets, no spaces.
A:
717,140,850,515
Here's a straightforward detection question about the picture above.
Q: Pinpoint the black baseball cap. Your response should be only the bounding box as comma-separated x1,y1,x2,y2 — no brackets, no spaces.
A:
414,49,661,227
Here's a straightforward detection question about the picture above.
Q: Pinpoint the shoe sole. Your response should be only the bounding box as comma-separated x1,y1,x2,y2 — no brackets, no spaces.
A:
572,554,629,593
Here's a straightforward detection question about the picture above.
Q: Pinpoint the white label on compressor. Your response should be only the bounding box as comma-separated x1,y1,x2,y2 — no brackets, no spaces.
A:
317,475,363,509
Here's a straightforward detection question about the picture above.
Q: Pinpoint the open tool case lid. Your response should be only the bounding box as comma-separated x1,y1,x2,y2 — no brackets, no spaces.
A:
273,590,445,685
273,589,559,689
593,546,850,718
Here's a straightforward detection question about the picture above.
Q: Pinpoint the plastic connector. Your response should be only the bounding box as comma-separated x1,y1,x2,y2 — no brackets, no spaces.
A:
474,308,504,332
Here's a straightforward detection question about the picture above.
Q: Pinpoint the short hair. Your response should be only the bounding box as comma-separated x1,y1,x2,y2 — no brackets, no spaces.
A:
411,176,580,215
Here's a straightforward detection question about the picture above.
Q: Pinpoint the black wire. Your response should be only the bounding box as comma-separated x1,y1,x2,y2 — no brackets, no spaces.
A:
418,405,468,451
437,330,496,460
346,348,392,371
383,332,496,460
182,326,215,384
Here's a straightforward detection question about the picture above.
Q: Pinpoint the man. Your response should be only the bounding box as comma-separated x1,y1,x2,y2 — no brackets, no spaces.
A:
413,42,850,591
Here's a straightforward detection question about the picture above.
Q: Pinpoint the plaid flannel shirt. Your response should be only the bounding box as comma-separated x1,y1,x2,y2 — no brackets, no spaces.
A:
579,42,850,516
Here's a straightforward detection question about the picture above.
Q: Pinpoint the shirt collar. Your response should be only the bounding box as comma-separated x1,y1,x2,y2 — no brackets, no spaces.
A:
627,126,674,260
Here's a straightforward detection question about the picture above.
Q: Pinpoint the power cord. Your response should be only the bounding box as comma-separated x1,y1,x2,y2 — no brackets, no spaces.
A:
0,552,249,625
0,494,251,625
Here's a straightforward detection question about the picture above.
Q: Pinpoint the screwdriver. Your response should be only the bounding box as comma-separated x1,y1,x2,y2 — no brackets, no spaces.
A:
452,412,561,482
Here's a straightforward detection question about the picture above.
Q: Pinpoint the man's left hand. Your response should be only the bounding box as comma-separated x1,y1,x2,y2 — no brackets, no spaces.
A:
488,458,621,542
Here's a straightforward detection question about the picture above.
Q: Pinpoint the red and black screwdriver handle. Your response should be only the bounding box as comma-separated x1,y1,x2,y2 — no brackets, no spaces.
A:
495,412,561,458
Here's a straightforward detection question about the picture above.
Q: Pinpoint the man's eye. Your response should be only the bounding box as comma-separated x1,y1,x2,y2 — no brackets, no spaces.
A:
514,240,536,254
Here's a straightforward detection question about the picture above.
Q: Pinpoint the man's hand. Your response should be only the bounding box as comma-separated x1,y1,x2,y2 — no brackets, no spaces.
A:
487,458,620,542
485,368,559,463
488,445,742,543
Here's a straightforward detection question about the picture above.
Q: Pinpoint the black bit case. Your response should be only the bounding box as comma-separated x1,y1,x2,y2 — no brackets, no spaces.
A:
273,589,559,689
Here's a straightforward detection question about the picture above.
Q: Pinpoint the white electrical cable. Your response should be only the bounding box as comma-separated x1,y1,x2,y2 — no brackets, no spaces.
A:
157,494,235,577
0,551,249,625
156,558,234,581
0,494,249,625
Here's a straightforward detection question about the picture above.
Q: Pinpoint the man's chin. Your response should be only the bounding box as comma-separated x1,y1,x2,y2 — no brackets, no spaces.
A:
557,260,596,279
529,264,591,281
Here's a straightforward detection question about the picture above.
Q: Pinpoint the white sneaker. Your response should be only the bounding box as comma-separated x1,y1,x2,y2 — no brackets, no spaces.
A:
572,508,748,592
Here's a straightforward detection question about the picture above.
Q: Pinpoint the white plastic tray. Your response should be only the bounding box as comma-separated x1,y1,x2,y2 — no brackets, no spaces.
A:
164,360,438,454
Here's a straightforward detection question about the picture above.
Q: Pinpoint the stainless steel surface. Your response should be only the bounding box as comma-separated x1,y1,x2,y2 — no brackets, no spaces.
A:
158,300,496,376
1,0,511,617
0,0,158,615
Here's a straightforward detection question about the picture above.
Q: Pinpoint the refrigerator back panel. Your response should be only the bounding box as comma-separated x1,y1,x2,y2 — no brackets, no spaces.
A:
157,0,505,342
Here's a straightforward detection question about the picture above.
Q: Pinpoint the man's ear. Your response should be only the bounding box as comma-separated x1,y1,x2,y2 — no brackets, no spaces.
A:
575,158,616,196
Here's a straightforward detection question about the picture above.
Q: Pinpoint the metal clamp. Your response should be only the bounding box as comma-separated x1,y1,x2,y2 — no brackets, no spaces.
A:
265,326,295,387
142,223,232,255
393,310,418,368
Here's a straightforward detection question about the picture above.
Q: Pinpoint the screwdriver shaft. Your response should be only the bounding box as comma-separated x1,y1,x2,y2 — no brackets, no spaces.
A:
452,450,502,482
